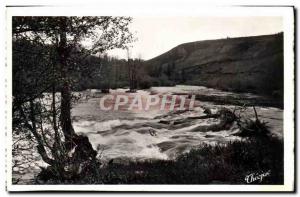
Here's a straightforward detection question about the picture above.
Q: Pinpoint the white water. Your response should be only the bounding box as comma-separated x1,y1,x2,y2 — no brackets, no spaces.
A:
71,85,283,161
12,85,283,183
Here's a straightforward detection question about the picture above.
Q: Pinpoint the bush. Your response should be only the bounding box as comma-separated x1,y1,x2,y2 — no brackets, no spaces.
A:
138,75,153,89
157,74,175,87
36,136,283,184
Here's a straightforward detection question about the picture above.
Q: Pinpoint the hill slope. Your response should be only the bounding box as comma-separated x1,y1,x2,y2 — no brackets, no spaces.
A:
145,33,283,97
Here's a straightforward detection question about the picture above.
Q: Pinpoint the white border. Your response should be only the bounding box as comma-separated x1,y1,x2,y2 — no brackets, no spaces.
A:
5,6,295,192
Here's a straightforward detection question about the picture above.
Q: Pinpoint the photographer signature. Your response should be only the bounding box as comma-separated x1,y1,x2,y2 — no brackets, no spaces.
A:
245,170,271,183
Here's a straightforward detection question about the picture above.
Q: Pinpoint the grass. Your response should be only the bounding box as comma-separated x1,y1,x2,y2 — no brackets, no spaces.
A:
40,136,283,185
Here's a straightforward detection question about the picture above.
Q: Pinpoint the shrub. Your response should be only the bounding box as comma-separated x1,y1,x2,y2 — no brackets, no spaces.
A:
36,136,283,184
138,75,153,89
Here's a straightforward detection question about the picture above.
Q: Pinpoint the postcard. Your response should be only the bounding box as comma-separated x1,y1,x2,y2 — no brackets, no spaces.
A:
6,5,295,192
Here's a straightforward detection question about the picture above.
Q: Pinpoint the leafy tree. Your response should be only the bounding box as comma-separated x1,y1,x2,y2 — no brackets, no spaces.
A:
12,16,133,179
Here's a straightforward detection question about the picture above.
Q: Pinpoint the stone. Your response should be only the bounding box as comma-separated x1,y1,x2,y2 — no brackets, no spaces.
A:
20,163,30,168
30,163,36,167
13,167,19,172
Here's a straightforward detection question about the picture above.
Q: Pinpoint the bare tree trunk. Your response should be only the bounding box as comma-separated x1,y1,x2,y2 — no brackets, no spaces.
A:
132,61,137,90
60,79,75,146
128,59,132,91
58,17,75,148
52,82,62,150
127,59,137,92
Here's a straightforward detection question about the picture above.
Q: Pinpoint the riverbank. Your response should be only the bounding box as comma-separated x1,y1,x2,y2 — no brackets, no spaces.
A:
36,136,283,184
12,85,283,184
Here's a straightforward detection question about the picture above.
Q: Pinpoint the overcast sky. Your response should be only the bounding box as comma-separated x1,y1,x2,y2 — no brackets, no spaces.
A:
107,17,283,60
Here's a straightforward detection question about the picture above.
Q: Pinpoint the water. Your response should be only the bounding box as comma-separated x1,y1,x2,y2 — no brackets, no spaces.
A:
72,85,283,161
12,85,283,184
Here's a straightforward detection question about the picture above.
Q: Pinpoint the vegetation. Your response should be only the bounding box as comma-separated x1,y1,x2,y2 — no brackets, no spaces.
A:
34,106,283,185
12,17,284,185
36,136,283,184
13,16,134,179
144,33,284,97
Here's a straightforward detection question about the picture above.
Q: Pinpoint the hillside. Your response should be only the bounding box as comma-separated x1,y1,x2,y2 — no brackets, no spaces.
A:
145,33,283,97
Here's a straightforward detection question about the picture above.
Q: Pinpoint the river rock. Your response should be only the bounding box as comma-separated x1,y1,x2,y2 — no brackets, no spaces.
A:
13,167,19,172
30,163,36,167
20,163,30,168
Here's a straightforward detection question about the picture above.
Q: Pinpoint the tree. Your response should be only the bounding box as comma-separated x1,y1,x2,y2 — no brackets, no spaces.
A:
12,16,134,179
126,48,138,92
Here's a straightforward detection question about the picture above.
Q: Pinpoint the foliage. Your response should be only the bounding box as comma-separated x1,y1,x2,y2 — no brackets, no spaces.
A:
234,106,271,137
12,16,134,178
36,136,283,184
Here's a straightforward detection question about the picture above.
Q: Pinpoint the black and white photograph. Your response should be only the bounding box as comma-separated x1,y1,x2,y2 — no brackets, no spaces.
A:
5,5,295,192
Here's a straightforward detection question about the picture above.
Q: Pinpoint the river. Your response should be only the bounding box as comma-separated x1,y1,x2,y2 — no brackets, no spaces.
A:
12,85,283,184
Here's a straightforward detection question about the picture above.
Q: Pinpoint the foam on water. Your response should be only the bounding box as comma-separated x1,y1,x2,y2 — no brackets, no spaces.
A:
73,114,238,161
12,85,284,184
71,86,283,161
85,128,170,160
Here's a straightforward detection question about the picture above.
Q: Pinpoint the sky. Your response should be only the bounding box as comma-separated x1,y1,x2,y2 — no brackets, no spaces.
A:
107,17,283,60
